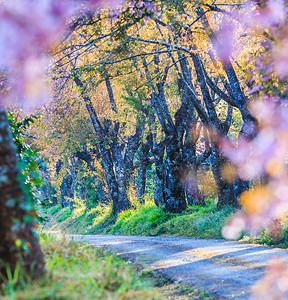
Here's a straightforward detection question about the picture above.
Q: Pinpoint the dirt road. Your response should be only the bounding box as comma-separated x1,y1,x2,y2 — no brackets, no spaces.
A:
69,235,288,299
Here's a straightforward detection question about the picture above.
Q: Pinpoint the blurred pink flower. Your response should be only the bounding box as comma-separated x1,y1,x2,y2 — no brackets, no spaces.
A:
222,99,288,180
215,16,237,63
0,0,107,108
252,259,288,300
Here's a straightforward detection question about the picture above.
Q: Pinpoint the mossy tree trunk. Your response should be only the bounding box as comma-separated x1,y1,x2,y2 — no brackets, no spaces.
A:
0,109,45,281
148,135,166,208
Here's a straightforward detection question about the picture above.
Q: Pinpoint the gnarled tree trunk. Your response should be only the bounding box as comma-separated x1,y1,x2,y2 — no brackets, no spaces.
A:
137,141,150,203
165,137,187,213
149,137,166,208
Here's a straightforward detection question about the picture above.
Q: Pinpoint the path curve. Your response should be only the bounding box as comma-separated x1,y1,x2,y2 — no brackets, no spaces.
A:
69,235,288,299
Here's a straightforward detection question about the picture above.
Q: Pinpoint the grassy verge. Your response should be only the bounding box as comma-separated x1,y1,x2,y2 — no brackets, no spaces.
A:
1,233,214,299
1,233,161,299
240,216,288,248
43,202,288,248
43,202,234,240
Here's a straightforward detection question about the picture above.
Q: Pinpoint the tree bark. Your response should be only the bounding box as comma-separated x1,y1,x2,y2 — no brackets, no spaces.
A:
60,172,74,209
150,138,166,208
137,142,150,203
165,137,187,213
210,144,236,208
0,109,45,281
182,111,205,206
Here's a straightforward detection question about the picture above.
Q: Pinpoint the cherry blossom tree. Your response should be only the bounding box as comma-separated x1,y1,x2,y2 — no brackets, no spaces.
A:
216,0,288,298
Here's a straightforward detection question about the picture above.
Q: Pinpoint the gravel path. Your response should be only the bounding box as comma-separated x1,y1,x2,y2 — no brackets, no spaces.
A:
69,235,288,299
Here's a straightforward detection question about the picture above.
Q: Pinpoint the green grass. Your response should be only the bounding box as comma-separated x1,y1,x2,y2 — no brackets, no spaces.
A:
107,204,172,236
44,204,116,234
1,233,214,299
56,206,71,223
47,204,62,216
43,201,234,240
106,204,233,239
1,233,163,299
151,206,233,239
241,216,288,248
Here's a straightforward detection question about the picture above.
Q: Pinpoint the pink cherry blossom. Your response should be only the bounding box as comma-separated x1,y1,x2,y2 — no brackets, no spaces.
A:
0,0,106,109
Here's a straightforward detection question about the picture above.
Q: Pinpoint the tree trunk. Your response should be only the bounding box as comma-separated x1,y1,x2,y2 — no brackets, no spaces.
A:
182,118,205,206
152,141,166,208
137,142,150,203
0,109,45,281
75,149,110,204
184,165,204,205
60,174,71,208
210,145,235,208
165,137,187,213
69,157,76,211
111,139,131,213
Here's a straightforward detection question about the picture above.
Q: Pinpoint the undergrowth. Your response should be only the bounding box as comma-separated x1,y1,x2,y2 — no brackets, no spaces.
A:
0,233,163,299
47,204,62,216
150,206,233,239
241,216,288,248
47,201,288,246
43,201,234,239
56,206,71,223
